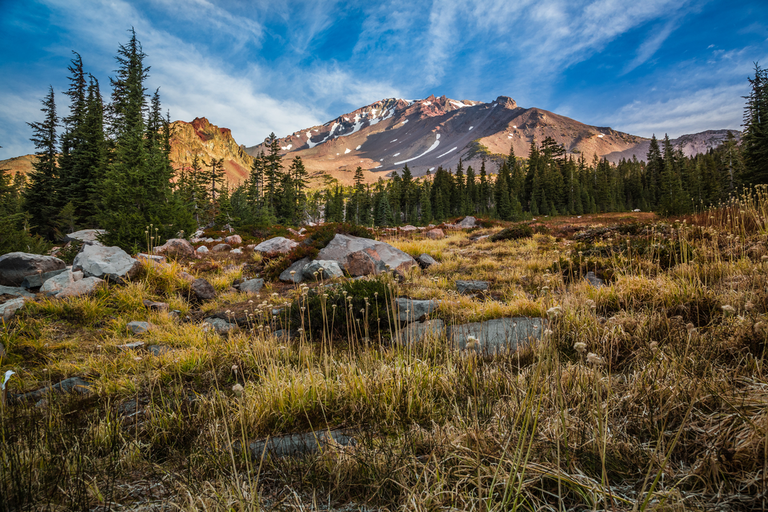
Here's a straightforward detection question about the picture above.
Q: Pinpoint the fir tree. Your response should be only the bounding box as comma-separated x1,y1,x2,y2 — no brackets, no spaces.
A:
742,63,768,185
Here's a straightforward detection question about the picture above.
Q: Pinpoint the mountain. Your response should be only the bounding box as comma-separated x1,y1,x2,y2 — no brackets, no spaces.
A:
603,129,740,163
169,117,254,184
245,94,712,183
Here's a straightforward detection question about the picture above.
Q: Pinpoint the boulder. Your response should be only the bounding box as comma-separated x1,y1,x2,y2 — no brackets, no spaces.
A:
224,234,242,245
196,245,209,254
21,268,68,289
148,345,170,356
65,229,106,244
416,254,437,269
400,225,418,232
191,278,216,301
315,234,417,277
0,285,34,298
395,297,439,323
56,277,105,298
0,252,66,287
396,319,446,344
247,429,355,460
203,317,237,334
40,270,75,295
239,278,265,294
425,228,445,240
231,248,242,255
456,280,489,294
457,216,477,228
72,245,139,283
127,321,153,334
212,243,232,252
279,257,311,283
117,341,144,350
303,260,344,280
14,376,91,403
1,297,27,321
449,317,543,355
254,237,298,254
178,271,196,283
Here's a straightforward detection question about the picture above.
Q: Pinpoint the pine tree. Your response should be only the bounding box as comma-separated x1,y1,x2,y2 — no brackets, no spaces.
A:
24,86,60,239
742,64,768,185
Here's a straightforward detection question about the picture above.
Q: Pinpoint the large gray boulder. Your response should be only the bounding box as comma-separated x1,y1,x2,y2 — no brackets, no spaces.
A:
395,298,439,323
449,317,543,355
457,216,478,228
396,319,446,344
315,234,417,277
21,268,68,289
72,245,139,283
40,270,83,296
303,260,344,280
279,257,311,283
254,237,298,254
55,277,105,298
1,297,27,321
0,252,66,287
65,229,106,244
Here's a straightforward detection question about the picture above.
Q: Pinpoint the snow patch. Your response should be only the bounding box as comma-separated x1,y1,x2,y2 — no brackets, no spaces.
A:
393,153,401,157
356,145,361,150
436,134,441,139
401,119,409,124
429,167,435,171
423,101,432,106
305,131,311,138
512,125,517,129
598,134,604,138
469,126,474,131
450,100,468,108
437,147,458,158
344,148,351,154
394,136,442,165
281,144,292,150
391,139,398,143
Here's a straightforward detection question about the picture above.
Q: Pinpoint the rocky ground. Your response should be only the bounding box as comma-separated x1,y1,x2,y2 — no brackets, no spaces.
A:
1,207,767,511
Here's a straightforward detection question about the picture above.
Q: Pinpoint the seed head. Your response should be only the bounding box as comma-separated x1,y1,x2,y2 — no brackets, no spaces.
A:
232,383,244,396
586,352,604,365
574,342,587,353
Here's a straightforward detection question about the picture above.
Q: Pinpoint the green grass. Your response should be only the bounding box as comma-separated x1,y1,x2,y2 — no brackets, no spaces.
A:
1,196,768,510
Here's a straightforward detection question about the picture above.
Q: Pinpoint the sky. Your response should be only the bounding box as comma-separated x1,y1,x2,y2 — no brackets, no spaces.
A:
1,0,767,158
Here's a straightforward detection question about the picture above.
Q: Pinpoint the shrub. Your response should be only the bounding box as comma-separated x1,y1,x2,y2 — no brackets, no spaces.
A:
489,223,533,241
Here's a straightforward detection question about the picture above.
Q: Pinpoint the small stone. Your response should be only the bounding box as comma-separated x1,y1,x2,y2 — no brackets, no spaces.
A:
231,248,242,255
117,341,145,350
456,280,489,294
416,254,437,269
239,278,265,294
457,216,477,228
191,278,216,301
65,229,106,244
196,246,209,254
224,234,242,245
40,270,75,295
148,344,170,356
169,310,182,319
395,297,440,323
153,238,195,258
254,237,299,254
0,341,5,359
142,299,169,311
0,285,35,298
137,253,167,265
279,257,310,283
585,271,605,288
0,297,27,321
203,317,237,334
178,271,196,283
303,260,344,280
127,321,153,334
212,244,232,252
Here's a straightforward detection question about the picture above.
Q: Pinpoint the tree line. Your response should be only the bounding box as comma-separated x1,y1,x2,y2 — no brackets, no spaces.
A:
2,40,766,254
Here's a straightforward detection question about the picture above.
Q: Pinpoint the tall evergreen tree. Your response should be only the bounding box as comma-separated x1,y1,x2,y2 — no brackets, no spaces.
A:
742,63,768,185
24,86,60,239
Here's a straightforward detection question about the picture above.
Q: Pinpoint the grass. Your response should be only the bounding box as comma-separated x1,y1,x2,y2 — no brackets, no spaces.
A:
2,193,768,510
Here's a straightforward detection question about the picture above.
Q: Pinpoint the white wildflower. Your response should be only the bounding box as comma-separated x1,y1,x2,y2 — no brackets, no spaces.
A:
586,352,604,365
573,342,587,353
232,383,244,396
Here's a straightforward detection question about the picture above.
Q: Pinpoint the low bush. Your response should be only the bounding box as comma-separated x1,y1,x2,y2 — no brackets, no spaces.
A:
490,223,533,241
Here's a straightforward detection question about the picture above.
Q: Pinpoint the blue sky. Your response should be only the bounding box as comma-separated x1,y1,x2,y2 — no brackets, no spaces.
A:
1,0,767,158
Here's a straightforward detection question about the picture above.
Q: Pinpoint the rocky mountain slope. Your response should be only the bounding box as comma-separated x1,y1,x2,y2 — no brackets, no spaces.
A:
245,94,718,181
603,129,740,163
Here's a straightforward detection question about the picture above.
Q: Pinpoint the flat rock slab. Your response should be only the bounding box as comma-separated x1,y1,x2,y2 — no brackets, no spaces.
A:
56,277,105,298
239,278,265,294
191,278,216,301
118,341,145,350
255,237,298,254
14,376,92,403
397,319,445,344
279,257,310,283
416,254,437,269
212,243,231,252
456,280,489,294
40,270,81,295
65,229,106,243
73,245,139,283
143,299,169,311
0,285,35,298
247,429,355,459
21,268,69,289
1,297,27,321
450,317,544,355
0,252,66,287
153,238,195,258
395,297,439,323
303,260,344,280
316,234,417,277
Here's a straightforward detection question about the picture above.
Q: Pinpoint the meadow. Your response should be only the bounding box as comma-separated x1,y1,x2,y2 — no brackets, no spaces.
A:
1,189,767,511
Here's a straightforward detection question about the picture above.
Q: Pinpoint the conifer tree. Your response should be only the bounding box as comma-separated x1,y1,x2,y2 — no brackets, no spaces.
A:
742,64,768,185
24,86,60,239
